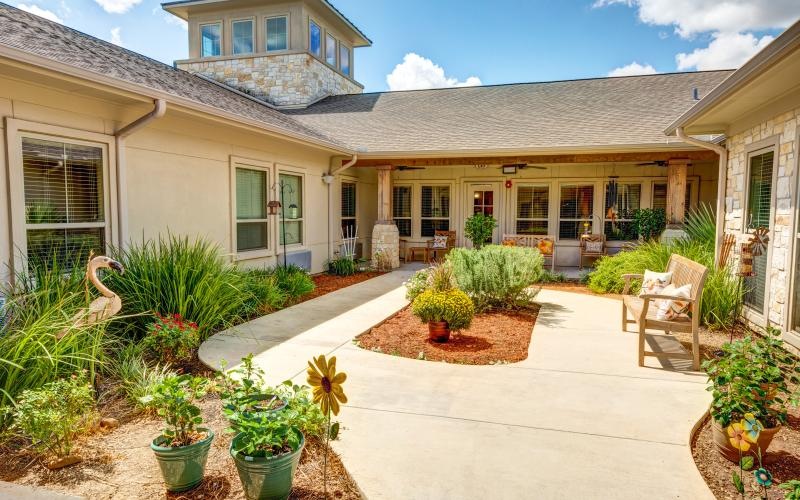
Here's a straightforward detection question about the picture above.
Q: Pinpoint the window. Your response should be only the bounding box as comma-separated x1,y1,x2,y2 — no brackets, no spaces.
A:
279,172,303,245
341,181,356,237
393,185,411,237
340,44,350,75
22,137,106,267
266,16,287,51
743,150,775,313
421,185,450,237
201,23,221,57
516,185,548,235
325,33,337,66
559,185,594,239
232,20,253,55
235,167,268,253
309,20,321,57
604,183,641,241
652,182,692,213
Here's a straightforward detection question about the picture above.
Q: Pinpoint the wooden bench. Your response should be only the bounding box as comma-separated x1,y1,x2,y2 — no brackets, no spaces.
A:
501,234,556,271
621,254,708,370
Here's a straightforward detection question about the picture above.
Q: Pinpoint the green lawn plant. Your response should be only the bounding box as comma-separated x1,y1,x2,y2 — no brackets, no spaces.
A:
781,480,800,500
411,289,474,331
141,313,200,365
109,343,174,412
272,264,315,303
139,374,210,447
10,371,95,458
328,256,357,276
464,213,497,249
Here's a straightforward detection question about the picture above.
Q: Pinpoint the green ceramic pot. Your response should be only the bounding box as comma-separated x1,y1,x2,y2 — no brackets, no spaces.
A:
236,394,288,422
150,428,214,492
230,431,305,500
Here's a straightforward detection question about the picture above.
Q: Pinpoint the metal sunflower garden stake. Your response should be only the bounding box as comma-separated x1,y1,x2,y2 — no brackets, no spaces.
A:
307,354,347,497
727,413,775,499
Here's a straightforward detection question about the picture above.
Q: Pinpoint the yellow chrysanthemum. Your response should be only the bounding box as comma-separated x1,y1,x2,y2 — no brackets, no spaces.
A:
306,354,347,416
727,422,751,452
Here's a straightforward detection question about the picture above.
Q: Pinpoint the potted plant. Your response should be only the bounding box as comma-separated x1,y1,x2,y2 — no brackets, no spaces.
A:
227,404,305,500
411,288,474,342
140,374,214,492
464,213,497,249
218,354,287,420
703,327,799,462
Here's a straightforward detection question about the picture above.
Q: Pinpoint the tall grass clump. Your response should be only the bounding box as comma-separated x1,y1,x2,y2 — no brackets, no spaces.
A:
272,264,315,303
108,343,174,412
106,234,253,338
447,245,543,311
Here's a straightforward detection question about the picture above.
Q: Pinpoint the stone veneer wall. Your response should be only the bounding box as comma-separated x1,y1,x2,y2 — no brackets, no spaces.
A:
724,106,798,327
178,53,362,106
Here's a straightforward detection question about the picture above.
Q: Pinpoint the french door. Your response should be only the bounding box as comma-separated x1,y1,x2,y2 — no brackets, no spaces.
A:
466,182,500,246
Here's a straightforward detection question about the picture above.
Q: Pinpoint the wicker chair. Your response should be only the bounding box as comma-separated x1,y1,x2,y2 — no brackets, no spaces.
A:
426,230,456,262
579,234,606,270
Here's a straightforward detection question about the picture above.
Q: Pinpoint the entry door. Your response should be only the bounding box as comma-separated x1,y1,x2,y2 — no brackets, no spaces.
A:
466,183,500,246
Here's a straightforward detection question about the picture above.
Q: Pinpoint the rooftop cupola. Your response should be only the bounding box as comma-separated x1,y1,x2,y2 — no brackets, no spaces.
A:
163,0,370,107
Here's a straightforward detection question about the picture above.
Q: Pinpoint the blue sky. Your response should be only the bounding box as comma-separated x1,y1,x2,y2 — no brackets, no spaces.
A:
13,0,800,93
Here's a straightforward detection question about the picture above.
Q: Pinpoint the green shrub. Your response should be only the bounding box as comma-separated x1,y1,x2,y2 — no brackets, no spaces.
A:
239,270,287,315
106,234,253,338
537,270,566,284
328,256,357,276
108,343,174,412
272,264,315,302
405,268,432,302
463,213,497,249
632,208,666,241
10,372,95,457
447,245,543,310
139,374,210,447
411,289,475,331
141,313,200,364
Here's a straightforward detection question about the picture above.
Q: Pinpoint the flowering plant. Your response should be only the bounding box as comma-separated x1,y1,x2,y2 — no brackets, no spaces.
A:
142,313,200,364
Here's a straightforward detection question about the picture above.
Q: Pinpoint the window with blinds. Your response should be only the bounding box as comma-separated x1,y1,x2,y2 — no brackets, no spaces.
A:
341,181,356,236
516,185,548,235
652,182,692,213
22,137,106,268
421,185,449,237
393,185,412,237
279,173,303,245
604,183,641,241
559,185,594,239
743,150,774,313
235,167,268,252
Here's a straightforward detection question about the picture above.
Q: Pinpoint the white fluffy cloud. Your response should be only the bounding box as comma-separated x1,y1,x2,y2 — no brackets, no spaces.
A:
608,61,657,77
676,32,774,70
593,0,799,38
94,0,141,14
110,27,123,46
154,7,188,30
17,3,63,23
386,53,481,91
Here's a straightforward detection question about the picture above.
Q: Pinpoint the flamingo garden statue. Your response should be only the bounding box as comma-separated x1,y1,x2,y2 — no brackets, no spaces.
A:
58,255,125,339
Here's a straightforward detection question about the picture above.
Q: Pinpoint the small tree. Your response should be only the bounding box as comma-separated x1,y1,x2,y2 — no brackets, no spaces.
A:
464,214,497,249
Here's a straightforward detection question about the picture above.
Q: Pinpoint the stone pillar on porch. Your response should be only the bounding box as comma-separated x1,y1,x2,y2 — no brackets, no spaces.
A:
661,158,690,244
371,165,400,269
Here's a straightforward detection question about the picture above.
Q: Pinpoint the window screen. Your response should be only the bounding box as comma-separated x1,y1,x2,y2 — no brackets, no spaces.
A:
279,173,303,245
236,167,268,252
266,16,287,51
232,20,253,54
22,137,105,268
421,186,449,237
516,185,548,235
559,185,594,239
326,33,337,66
743,150,774,313
341,181,356,236
393,185,411,237
201,23,221,57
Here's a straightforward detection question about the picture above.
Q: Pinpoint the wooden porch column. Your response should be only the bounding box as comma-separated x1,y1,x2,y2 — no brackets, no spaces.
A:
666,159,689,225
371,165,400,268
376,165,393,224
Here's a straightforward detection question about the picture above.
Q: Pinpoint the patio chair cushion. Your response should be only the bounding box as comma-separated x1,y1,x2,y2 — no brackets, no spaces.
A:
585,241,604,253
431,234,448,248
537,239,554,255
656,283,692,321
639,270,672,297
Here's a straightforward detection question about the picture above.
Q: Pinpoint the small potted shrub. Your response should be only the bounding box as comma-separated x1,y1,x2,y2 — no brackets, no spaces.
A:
141,313,200,365
140,374,214,492
218,354,287,421
703,327,799,462
412,288,474,342
464,213,497,249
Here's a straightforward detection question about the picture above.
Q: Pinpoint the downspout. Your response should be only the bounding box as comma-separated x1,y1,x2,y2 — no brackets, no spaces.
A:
675,127,728,268
326,154,358,262
114,99,167,248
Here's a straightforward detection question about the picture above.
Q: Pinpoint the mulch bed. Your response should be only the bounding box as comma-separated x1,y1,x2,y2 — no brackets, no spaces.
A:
297,271,386,304
0,392,361,500
355,306,539,365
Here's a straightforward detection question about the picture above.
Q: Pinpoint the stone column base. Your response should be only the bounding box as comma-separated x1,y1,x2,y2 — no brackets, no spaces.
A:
660,226,688,245
371,223,400,269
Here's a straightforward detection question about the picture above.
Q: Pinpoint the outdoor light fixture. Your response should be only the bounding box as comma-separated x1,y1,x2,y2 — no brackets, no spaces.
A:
267,200,281,215
502,165,517,175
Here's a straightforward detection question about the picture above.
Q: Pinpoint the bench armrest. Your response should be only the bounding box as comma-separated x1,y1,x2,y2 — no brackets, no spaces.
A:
621,273,643,295
639,293,698,302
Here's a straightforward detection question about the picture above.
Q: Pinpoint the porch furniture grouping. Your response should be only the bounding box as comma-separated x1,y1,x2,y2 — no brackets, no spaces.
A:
501,234,556,271
404,230,456,263
578,233,607,270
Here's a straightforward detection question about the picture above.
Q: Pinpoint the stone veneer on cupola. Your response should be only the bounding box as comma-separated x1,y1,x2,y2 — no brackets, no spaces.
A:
178,53,363,107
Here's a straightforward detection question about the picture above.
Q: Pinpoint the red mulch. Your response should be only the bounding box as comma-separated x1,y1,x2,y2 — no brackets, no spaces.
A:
297,271,386,303
356,306,539,364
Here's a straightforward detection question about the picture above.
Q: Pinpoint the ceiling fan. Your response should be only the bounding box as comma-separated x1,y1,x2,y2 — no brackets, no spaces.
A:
635,160,669,167
395,165,425,171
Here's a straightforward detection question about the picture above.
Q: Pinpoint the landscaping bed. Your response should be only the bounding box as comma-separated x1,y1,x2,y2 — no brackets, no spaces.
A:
356,305,538,364
298,271,386,303
0,392,361,500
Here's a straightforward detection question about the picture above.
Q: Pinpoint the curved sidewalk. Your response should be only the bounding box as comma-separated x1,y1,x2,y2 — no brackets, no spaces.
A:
200,269,713,499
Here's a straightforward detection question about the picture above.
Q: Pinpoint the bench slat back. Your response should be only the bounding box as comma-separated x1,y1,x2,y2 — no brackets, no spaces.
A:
666,254,708,301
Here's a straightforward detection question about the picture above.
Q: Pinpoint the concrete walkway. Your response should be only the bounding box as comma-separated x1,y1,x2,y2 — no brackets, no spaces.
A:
200,268,713,499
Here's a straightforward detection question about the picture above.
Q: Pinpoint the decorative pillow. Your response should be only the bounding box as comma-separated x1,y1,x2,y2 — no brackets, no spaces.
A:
431,234,448,249
502,238,518,247
656,283,692,321
537,239,554,256
585,241,604,253
639,270,673,297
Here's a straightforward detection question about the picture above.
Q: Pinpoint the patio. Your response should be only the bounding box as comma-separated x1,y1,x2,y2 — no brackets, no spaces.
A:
200,265,713,499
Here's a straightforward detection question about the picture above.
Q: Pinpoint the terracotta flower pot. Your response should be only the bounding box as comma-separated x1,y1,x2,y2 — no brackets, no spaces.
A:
710,417,781,463
428,321,450,343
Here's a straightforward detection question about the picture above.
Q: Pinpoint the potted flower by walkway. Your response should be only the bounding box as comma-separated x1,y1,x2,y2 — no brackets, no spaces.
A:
140,374,214,492
218,354,287,420
412,288,474,342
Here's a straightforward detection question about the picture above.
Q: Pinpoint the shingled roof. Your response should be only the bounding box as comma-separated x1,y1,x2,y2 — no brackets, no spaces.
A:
285,71,733,154
0,3,345,149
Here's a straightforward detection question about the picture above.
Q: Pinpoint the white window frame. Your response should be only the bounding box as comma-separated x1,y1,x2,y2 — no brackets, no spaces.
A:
5,119,118,275
420,183,451,238
308,19,322,58
514,183,550,236
340,178,357,237
557,183,596,241
602,181,642,242
231,18,254,55
230,157,273,261
277,165,306,248
392,184,412,238
325,32,337,67
265,14,289,52
200,21,223,57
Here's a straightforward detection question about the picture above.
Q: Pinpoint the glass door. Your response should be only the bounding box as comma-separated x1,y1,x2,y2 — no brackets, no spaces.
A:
467,183,499,246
